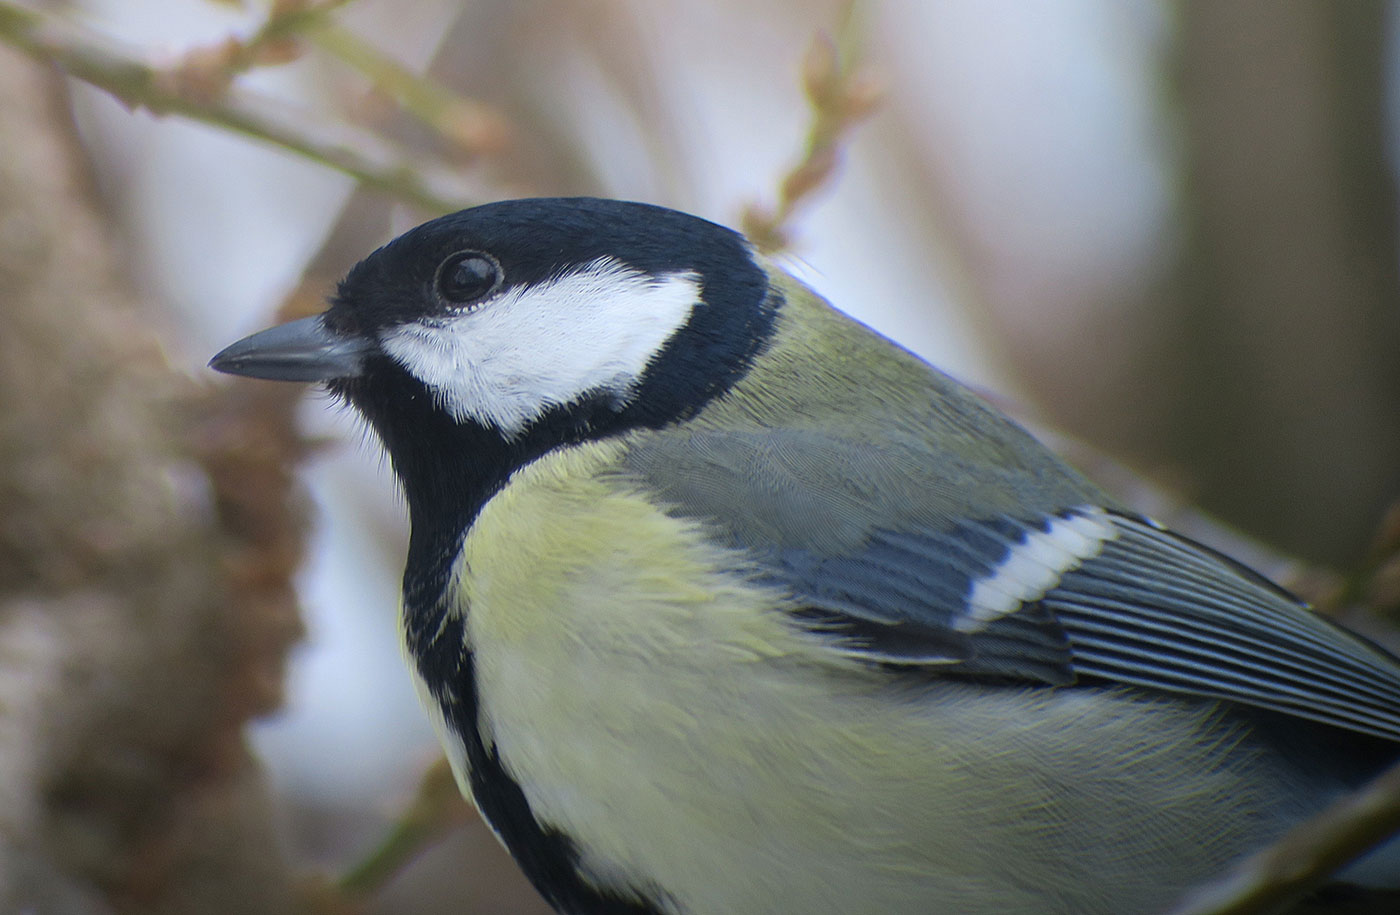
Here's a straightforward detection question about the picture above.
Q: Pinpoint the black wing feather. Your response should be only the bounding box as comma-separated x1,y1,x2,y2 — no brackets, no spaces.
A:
1050,514,1400,741
621,430,1400,742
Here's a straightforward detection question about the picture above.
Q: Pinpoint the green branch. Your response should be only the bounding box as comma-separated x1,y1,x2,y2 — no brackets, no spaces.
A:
310,21,511,156
0,0,482,213
338,756,473,899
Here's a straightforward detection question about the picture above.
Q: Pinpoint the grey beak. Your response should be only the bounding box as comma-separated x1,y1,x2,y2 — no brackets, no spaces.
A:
209,315,374,382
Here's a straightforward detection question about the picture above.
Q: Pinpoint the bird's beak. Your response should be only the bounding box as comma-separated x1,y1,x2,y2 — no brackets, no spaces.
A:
209,315,374,382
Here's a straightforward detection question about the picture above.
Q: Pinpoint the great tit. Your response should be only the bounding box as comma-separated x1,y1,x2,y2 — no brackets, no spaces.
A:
211,197,1400,915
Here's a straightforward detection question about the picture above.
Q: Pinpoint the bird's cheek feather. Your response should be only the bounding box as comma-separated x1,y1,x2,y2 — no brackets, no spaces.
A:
379,259,701,436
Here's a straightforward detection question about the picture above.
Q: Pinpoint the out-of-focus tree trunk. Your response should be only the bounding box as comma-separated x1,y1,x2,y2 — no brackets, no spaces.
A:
0,47,302,914
1167,0,1400,564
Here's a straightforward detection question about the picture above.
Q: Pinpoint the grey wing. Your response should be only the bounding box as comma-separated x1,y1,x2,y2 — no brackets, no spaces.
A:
621,428,1400,743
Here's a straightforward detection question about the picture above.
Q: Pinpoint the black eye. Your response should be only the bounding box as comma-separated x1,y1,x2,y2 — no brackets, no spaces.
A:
435,251,501,306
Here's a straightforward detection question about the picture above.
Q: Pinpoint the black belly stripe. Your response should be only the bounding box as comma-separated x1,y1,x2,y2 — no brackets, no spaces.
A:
408,587,671,915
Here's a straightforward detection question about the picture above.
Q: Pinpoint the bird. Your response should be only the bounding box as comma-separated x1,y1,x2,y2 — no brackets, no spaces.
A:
211,197,1400,915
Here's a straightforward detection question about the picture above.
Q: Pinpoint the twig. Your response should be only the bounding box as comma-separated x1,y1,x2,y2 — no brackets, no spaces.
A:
170,0,345,91
1336,500,1400,622
1166,756,1400,915
309,21,511,157
0,0,485,213
741,1,883,253
185,0,513,159
338,756,474,898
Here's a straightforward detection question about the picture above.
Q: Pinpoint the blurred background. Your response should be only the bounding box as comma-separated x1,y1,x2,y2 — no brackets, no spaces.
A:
2,1,1398,912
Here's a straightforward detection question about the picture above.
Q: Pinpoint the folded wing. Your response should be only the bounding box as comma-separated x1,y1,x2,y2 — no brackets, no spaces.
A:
622,428,1400,743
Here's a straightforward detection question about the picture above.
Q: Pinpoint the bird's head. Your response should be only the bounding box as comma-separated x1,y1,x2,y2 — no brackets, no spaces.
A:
211,198,778,516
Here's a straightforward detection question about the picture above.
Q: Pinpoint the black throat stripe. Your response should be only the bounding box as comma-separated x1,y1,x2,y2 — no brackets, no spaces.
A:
404,544,671,915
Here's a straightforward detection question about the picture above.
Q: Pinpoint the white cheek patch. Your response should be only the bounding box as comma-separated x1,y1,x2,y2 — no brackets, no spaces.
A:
380,257,702,437
956,506,1118,632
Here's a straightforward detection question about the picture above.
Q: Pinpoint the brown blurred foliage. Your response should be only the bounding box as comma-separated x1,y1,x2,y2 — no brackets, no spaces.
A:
0,44,303,914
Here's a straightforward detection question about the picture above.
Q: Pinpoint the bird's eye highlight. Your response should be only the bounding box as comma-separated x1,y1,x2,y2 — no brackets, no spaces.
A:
436,251,501,307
